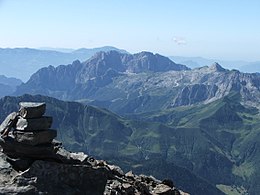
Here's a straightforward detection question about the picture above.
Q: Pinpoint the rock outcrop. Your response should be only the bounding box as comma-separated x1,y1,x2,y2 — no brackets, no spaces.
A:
0,102,188,195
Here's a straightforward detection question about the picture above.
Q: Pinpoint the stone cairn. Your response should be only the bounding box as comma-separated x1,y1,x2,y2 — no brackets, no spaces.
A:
0,102,188,195
11,102,56,147
0,102,90,169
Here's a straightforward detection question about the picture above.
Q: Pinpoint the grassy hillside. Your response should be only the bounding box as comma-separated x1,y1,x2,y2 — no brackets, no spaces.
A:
2,93,260,194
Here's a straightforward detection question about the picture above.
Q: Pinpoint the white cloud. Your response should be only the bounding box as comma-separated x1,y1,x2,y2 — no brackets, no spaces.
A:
173,36,187,45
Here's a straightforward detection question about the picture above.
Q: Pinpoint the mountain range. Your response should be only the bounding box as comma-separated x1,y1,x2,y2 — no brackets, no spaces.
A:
170,56,260,73
2,49,260,194
1,46,259,83
14,50,260,115
0,46,127,81
6,50,260,194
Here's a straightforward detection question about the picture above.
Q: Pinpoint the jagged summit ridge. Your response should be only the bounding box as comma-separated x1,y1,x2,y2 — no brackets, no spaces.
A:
209,62,226,72
194,62,226,73
82,50,189,76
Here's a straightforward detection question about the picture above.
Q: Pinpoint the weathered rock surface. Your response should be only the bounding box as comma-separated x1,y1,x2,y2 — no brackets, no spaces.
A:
0,142,188,195
0,152,108,195
19,102,46,119
13,129,57,145
0,112,17,132
16,116,52,131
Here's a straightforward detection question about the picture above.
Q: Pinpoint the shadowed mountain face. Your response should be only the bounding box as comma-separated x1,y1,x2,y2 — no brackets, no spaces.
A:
14,51,260,115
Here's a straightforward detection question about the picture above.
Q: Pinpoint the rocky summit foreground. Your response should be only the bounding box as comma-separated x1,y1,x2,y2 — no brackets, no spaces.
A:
0,102,188,195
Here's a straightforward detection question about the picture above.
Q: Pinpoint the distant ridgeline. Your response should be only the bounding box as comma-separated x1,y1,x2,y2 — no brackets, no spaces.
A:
0,75,22,98
0,47,128,81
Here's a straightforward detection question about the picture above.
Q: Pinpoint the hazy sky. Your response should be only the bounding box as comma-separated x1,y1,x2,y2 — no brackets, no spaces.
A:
0,0,259,60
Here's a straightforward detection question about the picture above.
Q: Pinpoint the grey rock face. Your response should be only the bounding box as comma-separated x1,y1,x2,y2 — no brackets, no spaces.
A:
174,84,218,106
21,160,109,195
0,151,109,195
0,148,188,194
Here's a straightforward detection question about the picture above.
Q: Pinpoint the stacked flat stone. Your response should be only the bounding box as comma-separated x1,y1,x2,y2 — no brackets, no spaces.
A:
13,102,57,146
0,102,93,168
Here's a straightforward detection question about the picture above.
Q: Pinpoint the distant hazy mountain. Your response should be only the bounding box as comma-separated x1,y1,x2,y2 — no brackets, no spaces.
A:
0,75,22,97
240,61,260,73
38,46,128,54
0,46,127,81
170,56,260,73
38,47,75,53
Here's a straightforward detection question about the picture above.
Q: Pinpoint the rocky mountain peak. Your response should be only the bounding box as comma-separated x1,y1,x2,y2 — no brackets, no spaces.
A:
133,51,154,57
73,50,190,84
209,62,226,72
129,51,189,72
92,50,122,59
87,50,189,72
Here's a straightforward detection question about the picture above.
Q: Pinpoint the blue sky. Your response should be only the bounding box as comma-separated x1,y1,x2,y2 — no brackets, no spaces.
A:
0,0,259,60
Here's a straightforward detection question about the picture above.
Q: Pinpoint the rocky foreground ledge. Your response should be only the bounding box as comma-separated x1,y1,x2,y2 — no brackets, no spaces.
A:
0,145,188,195
0,102,188,195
